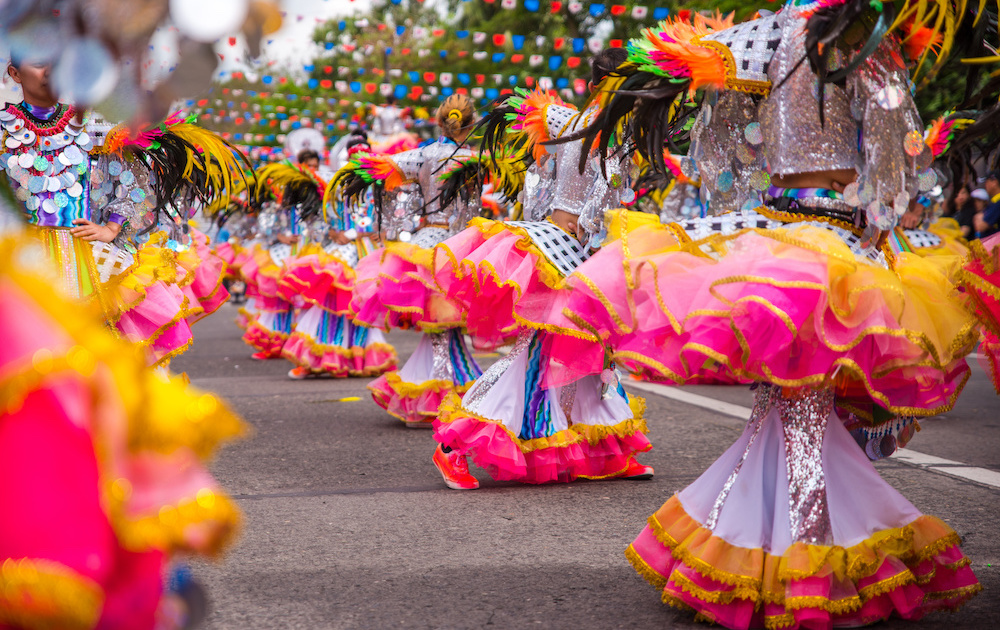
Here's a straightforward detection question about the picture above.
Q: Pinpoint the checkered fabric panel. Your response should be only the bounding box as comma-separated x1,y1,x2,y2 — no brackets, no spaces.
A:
90,242,134,283
269,243,293,267
903,229,943,250
703,14,782,86
508,221,590,277
409,227,450,249
325,241,360,268
680,212,780,242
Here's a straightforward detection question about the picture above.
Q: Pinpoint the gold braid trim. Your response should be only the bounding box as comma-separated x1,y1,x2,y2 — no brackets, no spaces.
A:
625,544,668,590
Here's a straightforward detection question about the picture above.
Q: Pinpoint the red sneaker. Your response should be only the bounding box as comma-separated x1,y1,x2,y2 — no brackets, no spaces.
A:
432,445,479,490
287,366,310,379
250,351,272,360
619,457,654,480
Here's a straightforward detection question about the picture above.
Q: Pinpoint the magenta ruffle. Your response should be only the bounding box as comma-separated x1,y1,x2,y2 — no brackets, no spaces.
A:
433,222,570,346
556,227,977,415
630,524,980,629
281,333,397,377
242,319,287,358
367,373,456,424
350,246,466,332
433,415,651,484
278,254,355,313
115,280,194,366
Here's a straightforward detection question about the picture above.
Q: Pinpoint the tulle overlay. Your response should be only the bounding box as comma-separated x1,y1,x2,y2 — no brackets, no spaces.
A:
559,219,979,416
368,331,482,424
0,238,245,629
628,497,980,630
432,330,651,483
351,238,467,332
184,228,231,319
282,306,397,376
624,387,980,629
961,233,1000,393
433,218,578,346
29,226,197,368
278,247,357,314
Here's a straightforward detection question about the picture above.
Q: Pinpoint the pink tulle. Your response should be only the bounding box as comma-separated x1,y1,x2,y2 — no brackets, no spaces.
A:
242,319,287,357
368,374,452,424
433,415,652,484
433,223,569,346
350,245,470,332
557,230,973,412
115,280,194,366
186,230,230,318
278,254,354,313
281,334,397,377
630,525,980,629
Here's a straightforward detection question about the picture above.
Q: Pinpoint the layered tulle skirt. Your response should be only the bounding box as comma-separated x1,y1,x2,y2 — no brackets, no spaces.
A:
369,330,482,425
627,385,980,629
0,237,244,629
29,226,197,368
241,244,298,357
556,214,980,417
433,330,650,483
350,228,468,333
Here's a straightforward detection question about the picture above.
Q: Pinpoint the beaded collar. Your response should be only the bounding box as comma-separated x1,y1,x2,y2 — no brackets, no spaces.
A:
5,102,79,137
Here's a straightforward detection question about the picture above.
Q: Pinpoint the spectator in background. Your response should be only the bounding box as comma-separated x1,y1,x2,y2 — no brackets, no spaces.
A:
974,172,1000,239
297,149,320,170
950,186,977,238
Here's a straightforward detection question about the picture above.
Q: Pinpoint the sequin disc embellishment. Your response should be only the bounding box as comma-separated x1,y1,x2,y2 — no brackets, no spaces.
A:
875,85,905,110
716,170,735,193
904,130,925,157
744,122,763,145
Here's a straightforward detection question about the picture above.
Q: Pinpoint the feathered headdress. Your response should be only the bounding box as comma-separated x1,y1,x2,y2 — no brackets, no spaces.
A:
254,162,327,221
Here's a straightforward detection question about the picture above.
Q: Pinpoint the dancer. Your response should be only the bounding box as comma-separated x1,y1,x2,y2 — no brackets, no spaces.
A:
550,5,982,626
330,94,485,427
280,134,398,379
428,50,654,489
0,196,245,629
240,160,325,360
2,58,246,368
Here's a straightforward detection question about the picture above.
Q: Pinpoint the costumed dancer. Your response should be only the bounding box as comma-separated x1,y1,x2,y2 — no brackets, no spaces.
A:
280,134,398,379
548,4,983,626
0,190,245,629
1,59,247,368
240,155,326,359
428,51,654,489
331,94,485,426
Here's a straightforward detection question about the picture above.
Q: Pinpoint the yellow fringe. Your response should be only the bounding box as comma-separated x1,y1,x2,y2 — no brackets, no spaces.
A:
0,558,103,630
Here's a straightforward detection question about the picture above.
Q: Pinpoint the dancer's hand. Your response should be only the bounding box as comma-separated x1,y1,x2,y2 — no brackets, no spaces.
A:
70,219,120,243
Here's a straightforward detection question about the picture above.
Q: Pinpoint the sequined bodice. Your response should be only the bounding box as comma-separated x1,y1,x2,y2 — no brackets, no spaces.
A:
1,104,93,227
394,139,475,228
0,104,155,232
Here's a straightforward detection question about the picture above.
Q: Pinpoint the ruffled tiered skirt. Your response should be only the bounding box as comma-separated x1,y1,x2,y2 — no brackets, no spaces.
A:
368,330,482,425
0,237,244,629
240,245,296,357
627,386,980,629
278,244,397,377
30,226,198,368
430,219,651,482
350,229,467,333
558,216,979,417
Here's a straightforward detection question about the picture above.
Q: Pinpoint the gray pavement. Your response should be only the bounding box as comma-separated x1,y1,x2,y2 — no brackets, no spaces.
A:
173,304,1000,629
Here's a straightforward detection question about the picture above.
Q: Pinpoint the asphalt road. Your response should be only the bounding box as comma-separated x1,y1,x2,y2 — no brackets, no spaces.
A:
172,304,1000,630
